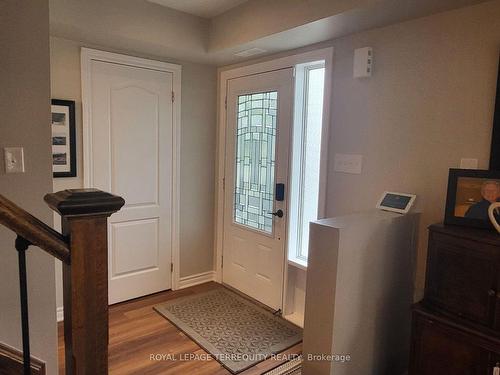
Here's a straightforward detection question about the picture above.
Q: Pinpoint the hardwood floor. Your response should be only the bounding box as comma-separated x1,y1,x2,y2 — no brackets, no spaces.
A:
58,282,301,374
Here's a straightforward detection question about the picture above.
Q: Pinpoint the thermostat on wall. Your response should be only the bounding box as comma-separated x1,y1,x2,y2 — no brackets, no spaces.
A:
376,191,416,214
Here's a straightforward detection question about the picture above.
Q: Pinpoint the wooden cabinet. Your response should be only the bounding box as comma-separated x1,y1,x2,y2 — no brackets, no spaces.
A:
424,228,500,330
410,307,500,375
410,224,500,375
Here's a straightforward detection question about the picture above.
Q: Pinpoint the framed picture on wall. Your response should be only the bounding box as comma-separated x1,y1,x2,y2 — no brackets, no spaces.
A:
51,99,76,178
444,169,500,230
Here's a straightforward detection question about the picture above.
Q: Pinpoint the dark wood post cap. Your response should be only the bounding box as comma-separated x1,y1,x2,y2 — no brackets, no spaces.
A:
44,189,125,217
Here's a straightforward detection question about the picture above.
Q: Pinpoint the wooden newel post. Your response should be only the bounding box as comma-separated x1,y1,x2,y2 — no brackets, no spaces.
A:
44,189,125,375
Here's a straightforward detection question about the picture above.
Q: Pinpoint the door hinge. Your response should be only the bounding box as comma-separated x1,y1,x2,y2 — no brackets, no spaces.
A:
172,91,175,103
224,96,227,110
171,262,174,272
221,255,224,269
222,177,225,190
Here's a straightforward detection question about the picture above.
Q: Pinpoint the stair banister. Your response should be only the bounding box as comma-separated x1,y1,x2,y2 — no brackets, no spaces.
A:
0,189,124,375
0,194,70,263
45,189,124,375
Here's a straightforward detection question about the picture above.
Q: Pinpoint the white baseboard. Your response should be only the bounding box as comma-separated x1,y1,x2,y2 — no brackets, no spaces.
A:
56,271,216,320
57,306,64,322
178,271,216,289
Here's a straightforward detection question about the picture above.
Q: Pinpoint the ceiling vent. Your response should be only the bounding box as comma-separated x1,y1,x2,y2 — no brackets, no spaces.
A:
234,48,267,57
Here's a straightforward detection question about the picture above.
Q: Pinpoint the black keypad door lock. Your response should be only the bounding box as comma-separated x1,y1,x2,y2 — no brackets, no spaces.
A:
275,183,285,201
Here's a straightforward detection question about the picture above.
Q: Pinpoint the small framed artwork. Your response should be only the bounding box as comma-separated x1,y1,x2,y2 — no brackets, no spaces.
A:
444,169,500,230
376,191,416,214
51,99,76,178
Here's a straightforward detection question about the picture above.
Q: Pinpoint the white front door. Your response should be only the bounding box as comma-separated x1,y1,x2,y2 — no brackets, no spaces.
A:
223,69,294,311
87,59,173,304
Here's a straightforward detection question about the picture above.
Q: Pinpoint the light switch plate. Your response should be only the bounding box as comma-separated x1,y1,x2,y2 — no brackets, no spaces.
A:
4,147,25,173
460,158,478,169
334,153,363,174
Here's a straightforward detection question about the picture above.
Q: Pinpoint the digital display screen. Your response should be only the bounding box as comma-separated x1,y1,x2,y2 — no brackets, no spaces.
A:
380,193,412,210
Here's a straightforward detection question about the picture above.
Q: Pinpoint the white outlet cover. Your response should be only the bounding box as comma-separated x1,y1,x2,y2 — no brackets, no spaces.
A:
4,147,25,173
334,153,363,174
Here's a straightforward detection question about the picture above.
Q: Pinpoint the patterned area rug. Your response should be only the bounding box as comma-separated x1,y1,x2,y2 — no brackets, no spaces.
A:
154,288,302,374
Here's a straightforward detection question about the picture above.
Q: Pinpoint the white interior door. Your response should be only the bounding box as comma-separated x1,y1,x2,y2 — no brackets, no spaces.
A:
88,59,173,304
223,68,294,311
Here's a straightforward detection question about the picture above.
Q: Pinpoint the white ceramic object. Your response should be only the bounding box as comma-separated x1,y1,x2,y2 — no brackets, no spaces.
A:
489,202,500,234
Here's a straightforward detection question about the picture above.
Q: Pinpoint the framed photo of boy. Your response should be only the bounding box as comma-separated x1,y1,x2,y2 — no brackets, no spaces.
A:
445,169,500,230
51,99,76,178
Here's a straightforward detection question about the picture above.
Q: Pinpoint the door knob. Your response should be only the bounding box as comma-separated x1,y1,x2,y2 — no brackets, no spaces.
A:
269,209,284,218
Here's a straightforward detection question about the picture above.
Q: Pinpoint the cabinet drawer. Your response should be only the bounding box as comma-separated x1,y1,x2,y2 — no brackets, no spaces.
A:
424,231,500,328
409,309,500,375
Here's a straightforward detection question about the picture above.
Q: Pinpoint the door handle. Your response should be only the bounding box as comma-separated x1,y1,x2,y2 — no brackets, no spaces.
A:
269,209,284,218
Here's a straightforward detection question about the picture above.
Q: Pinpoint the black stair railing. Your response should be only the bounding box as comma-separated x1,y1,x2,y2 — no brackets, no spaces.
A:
0,189,124,375
0,194,70,374
15,235,32,375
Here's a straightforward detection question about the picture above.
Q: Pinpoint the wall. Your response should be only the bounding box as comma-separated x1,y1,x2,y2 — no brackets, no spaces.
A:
326,0,500,298
209,0,373,51
0,1,58,373
50,37,217,309
208,0,489,55
49,0,209,64
50,37,83,312
220,0,500,299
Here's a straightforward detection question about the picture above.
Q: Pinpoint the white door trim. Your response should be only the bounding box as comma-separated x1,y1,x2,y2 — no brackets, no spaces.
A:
81,47,182,290
214,47,334,284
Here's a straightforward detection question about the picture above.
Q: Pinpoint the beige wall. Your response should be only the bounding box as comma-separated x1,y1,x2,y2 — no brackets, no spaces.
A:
209,0,373,51
208,0,489,54
50,37,217,310
326,0,499,298
178,62,218,277
49,0,209,63
220,0,500,299
0,1,58,373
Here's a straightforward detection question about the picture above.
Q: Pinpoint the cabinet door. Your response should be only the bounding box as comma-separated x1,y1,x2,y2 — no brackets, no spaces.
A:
487,353,500,375
425,232,498,327
410,312,490,375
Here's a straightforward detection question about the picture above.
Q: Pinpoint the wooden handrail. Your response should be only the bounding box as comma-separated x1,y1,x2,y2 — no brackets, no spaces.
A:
0,189,124,375
0,194,70,263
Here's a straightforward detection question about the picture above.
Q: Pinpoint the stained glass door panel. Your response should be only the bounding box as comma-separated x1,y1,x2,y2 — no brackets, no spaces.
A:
233,91,278,234
223,67,293,311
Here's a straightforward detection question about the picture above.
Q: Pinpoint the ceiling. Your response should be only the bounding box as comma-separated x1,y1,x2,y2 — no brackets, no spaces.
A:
49,0,493,65
146,0,248,18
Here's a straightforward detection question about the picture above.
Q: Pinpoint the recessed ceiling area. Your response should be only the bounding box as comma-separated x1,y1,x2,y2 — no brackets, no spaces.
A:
49,0,493,65
146,0,248,18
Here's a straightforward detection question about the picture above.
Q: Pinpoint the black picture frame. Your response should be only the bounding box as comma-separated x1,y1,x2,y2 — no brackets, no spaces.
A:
51,99,76,178
489,54,500,170
444,168,500,230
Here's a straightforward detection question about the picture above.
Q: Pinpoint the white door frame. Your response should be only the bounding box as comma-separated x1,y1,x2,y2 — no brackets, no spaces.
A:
81,47,182,290
215,47,334,285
